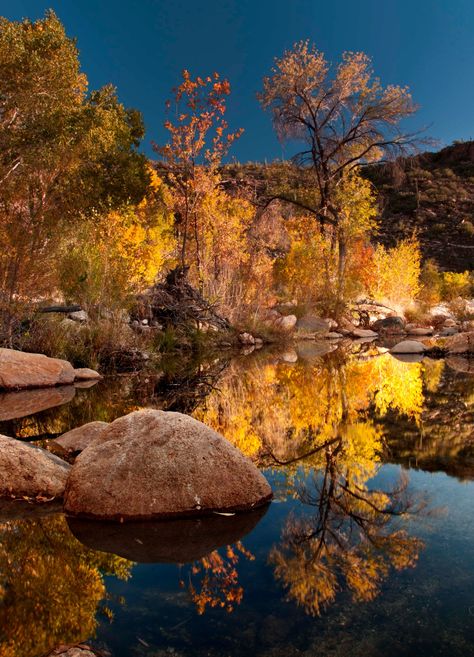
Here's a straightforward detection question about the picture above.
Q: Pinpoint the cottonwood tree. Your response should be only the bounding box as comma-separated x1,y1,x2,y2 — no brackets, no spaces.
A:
0,11,149,335
259,41,418,313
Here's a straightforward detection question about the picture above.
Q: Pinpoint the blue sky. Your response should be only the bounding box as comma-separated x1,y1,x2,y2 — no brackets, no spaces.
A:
2,0,473,161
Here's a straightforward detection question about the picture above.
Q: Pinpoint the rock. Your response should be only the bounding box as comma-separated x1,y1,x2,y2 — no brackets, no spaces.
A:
446,356,474,374
53,421,109,454
323,317,338,329
275,314,297,331
351,328,378,338
280,349,298,363
371,316,405,334
238,332,255,345
327,332,343,339
68,310,88,323
64,410,272,521
0,349,75,390
444,331,474,354
254,337,264,346
296,315,331,334
407,327,433,336
429,304,453,319
439,327,458,337
0,385,75,421
73,368,102,381
391,353,425,363
443,318,457,328
68,505,268,563
295,341,335,361
45,646,98,657
390,340,427,354
141,318,149,325
0,434,70,499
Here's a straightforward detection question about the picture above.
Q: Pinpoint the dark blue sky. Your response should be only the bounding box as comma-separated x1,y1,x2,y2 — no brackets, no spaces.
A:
2,0,473,161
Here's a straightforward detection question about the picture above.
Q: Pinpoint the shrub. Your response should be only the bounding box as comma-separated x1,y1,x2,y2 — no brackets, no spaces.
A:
441,271,473,300
368,238,421,310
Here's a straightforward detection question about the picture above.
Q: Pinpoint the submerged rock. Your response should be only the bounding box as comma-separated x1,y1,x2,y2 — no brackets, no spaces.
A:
64,409,272,521
68,505,269,563
0,434,70,499
53,421,109,454
0,348,75,390
390,340,427,354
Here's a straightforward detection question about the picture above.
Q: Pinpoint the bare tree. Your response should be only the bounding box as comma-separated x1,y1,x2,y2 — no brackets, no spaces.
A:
259,41,419,312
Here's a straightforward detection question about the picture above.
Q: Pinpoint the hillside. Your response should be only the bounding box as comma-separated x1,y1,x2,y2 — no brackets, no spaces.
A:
363,141,474,271
225,141,474,272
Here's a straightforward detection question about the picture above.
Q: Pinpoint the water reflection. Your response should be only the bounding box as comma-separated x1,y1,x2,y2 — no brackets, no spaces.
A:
0,345,473,656
270,444,425,615
0,514,132,657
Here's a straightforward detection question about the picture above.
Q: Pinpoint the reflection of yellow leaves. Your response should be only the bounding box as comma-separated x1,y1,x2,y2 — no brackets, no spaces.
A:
370,354,423,422
422,358,445,393
0,516,133,657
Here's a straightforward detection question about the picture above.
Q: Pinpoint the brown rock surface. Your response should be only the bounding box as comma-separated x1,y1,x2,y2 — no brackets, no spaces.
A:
53,421,109,454
0,348,75,390
64,409,273,521
73,368,102,381
0,434,71,499
444,331,474,354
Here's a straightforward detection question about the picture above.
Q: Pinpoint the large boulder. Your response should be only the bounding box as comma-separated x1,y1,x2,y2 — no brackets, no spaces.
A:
390,340,427,354
53,421,109,454
444,331,474,354
64,410,272,521
0,348,75,390
371,316,405,334
0,434,71,499
275,314,297,331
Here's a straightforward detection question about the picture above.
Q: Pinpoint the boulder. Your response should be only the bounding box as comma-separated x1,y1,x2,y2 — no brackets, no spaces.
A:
0,385,75,421
444,331,474,354
238,332,255,345
280,349,298,363
296,315,331,335
390,340,427,354
64,410,272,521
351,328,378,338
68,310,89,323
275,314,297,331
73,368,102,381
371,316,405,334
443,318,457,328
0,434,70,499
327,332,343,339
439,327,458,337
0,348,75,390
407,327,433,336
53,421,109,454
446,356,474,374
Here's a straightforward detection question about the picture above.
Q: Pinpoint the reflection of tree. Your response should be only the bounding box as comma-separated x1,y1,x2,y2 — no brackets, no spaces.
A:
179,541,254,615
270,439,425,615
0,515,133,657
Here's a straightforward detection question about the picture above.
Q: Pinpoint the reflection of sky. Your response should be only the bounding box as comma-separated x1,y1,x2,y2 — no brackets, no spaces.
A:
99,465,474,657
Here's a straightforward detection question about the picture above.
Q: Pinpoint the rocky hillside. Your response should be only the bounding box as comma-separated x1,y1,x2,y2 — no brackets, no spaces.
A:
225,141,474,272
363,141,474,272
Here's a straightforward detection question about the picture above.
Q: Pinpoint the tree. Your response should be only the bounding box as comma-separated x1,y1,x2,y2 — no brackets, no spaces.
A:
153,70,243,280
0,11,149,334
259,41,417,313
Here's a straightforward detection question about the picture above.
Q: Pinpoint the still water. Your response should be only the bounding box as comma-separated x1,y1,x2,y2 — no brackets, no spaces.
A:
0,343,473,657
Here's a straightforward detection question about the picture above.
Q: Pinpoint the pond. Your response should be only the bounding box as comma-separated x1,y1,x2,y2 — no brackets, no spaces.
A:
0,342,473,657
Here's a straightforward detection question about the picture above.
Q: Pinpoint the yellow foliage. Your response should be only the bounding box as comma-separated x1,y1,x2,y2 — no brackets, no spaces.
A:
368,237,421,310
